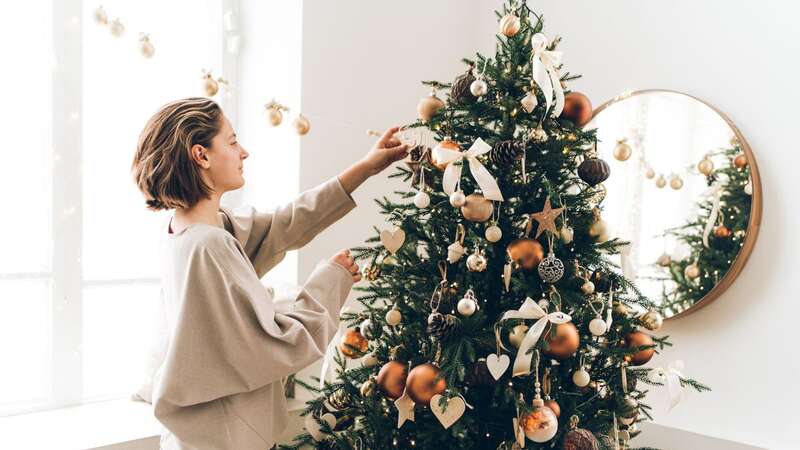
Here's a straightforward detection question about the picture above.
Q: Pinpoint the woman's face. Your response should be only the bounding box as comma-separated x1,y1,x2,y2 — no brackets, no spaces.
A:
204,114,249,193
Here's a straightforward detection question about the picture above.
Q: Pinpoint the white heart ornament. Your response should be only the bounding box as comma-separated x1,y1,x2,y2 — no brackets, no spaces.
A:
380,227,406,254
304,412,336,441
486,353,510,380
430,394,466,429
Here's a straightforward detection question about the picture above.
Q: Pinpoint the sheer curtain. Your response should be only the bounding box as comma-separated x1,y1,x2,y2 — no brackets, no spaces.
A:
0,0,302,416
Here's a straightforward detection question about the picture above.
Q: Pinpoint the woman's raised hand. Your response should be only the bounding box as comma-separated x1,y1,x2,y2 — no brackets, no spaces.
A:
330,249,361,282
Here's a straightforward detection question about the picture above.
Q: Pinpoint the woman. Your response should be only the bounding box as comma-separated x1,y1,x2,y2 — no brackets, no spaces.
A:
131,97,408,449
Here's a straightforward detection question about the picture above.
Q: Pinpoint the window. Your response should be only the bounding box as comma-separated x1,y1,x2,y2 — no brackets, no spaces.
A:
1,0,302,416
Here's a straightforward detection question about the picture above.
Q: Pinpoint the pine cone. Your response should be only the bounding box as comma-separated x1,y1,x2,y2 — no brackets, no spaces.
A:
450,68,477,104
427,312,456,340
491,140,524,165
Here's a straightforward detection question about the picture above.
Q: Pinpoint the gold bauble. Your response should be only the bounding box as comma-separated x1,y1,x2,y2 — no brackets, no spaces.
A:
509,324,529,348
589,219,609,243
734,153,748,169
656,253,672,267
655,174,667,189
417,92,445,122
109,18,125,37
267,108,283,126
406,363,446,405
613,139,632,161
431,139,462,169
669,175,684,190
360,378,376,397
640,310,663,331
339,328,368,358
644,167,656,179
613,301,629,317
684,263,701,280
460,193,494,222
139,35,155,58
625,332,655,366
202,74,219,97
376,361,407,400
506,238,545,270
697,157,714,175
543,323,580,359
293,114,311,135
499,14,521,37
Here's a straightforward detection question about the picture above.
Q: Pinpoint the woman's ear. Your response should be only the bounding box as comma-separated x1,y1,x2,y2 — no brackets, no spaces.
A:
190,144,211,169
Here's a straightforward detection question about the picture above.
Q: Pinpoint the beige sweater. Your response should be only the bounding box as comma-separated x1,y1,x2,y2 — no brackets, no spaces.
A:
152,177,356,450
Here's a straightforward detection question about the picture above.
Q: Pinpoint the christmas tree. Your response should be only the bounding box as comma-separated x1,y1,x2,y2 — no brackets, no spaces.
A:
659,141,754,317
282,2,708,449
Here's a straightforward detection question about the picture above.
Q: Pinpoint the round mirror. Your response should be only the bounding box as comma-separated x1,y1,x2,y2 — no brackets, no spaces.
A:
587,90,762,319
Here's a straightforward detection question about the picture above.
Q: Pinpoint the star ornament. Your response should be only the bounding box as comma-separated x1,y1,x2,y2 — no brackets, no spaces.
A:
394,390,415,428
530,197,565,238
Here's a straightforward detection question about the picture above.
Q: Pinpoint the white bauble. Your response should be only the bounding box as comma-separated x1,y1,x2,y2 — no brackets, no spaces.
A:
589,318,607,336
457,297,477,316
413,190,430,208
744,180,753,195
449,190,466,207
581,280,595,295
385,308,402,326
485,225,502,243
362,353,379,367
470,79,488,97
572,369,591,387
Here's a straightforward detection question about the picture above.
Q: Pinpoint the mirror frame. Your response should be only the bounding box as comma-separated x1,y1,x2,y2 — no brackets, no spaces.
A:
590,89,763,320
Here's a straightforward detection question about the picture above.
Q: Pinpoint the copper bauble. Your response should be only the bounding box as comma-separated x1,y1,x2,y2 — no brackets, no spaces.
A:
543,323,580,359
460,193,494,222
625,332,655,366
376,361,407,400
405,363,446,405
544,399,560,418
339,328,368,358
507,238,545,270
417,92,445,122
733,153,748,169
714,225,731,238
561,92,593,127
562,427,600,450
432,140,462,170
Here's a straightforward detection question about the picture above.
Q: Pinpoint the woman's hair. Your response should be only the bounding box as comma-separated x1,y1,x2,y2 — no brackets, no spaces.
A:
131,97,223,211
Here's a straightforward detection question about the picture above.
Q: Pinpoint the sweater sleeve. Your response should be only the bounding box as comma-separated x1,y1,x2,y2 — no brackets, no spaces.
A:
152,232,353,411
219,177,356,278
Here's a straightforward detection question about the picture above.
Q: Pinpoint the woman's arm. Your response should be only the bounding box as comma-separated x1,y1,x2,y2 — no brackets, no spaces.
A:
337,126,409,194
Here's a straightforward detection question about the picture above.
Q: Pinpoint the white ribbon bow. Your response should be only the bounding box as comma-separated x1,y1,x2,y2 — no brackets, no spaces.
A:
702,175,728,248
530,33,565,118
619,243,636,280
500,297,571,377
649,360,686,410
433,137,504,201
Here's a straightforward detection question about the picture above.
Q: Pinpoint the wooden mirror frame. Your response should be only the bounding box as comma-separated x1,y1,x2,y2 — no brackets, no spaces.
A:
590,89,762,320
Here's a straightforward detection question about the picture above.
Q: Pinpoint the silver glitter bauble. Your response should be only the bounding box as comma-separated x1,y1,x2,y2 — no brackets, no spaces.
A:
537,252,564,284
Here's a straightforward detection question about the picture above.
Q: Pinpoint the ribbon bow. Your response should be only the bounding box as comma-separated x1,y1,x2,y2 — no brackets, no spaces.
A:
702,176,727,248
433,137,504,201
530,33,565,118
500,297,571,377
649,360,686,410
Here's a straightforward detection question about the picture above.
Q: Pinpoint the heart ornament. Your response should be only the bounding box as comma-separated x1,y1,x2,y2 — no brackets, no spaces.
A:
380,226,406,254
486,353,510,380
430,394,466,429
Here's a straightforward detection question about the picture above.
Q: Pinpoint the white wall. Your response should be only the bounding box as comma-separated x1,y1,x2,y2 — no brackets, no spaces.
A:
297,1,800,449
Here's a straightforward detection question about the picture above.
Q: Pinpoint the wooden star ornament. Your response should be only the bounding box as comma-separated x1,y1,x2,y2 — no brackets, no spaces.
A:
530,197,565,239
394,390,415,428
